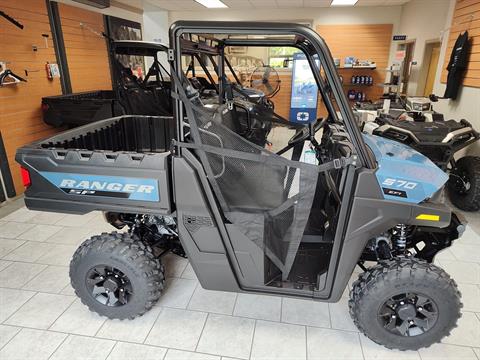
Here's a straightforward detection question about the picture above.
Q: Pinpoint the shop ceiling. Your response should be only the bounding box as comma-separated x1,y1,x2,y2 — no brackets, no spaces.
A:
115,0,411,11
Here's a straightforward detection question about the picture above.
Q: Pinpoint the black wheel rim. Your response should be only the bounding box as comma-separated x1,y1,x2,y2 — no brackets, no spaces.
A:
451,170,471,194
86,265,133,307
378,292,438,337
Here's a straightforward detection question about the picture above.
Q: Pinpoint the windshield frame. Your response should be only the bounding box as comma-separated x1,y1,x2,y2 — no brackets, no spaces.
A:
170,21,376,169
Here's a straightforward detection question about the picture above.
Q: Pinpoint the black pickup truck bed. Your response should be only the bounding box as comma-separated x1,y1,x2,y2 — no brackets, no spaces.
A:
16,115,175,215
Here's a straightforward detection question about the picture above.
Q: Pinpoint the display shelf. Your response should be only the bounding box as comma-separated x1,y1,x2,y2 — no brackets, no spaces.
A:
337,65,377,70
347,99,370,103
345,83,373,86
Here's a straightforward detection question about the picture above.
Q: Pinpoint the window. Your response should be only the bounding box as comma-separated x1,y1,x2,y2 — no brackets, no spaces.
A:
268,47,300,68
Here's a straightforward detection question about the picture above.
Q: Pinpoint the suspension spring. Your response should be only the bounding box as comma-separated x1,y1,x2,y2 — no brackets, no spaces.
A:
129,214,144,235
393,224,409,251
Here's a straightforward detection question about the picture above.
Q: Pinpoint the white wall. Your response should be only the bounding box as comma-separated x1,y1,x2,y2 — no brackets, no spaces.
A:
396,0,450,96
365,0,479,156
433,0,480,156
142,3,169,67
143,3,169,45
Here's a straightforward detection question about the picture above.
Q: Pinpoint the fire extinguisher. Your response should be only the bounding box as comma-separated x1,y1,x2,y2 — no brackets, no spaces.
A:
45,62,52,79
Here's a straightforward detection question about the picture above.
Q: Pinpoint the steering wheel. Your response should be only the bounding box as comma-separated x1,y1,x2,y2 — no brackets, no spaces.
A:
287,117,327,146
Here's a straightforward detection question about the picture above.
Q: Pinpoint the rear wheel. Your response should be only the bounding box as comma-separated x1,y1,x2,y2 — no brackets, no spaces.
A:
448,156,480,211
349,258,461,350
70,232,164,319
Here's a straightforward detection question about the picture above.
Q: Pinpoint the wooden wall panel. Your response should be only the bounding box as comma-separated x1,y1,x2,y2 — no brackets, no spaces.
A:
316,24,393,115
441,0,480,87
0,0,62,195
270,73,292,119
58,2,112,92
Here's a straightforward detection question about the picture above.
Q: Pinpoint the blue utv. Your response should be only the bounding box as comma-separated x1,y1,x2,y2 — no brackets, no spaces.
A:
16,21,466,351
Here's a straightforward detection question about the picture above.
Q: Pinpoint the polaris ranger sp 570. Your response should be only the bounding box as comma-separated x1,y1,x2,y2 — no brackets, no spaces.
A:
16,22,465,351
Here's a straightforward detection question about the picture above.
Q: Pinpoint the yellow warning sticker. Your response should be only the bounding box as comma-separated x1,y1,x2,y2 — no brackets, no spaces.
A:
416,214,440,221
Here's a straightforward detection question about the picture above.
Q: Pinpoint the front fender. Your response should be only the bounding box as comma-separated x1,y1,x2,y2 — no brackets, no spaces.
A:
363,134,449,204
327,169,459,302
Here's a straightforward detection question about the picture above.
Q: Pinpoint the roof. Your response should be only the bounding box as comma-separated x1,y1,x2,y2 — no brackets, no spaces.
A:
112,40,168,56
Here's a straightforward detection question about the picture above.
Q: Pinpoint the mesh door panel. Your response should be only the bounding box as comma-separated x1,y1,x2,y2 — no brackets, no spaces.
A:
185,98,319,279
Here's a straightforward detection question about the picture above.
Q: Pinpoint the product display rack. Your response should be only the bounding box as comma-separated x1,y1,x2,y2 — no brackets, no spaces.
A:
379,62,404,97
338,65,377,70
338,66,377,103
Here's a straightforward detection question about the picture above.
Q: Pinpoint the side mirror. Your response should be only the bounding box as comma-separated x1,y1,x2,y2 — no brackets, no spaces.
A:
429,94,439,102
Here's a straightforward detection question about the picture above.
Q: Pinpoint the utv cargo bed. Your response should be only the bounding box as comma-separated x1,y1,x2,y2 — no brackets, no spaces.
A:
16,116,175,215
42,90,124,127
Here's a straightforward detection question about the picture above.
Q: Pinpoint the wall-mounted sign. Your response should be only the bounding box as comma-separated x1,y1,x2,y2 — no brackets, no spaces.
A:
395,50,407,61
289,52,319,123
393,35,408,41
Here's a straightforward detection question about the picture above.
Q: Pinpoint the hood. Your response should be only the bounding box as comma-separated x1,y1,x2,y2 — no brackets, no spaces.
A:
362,134,449,204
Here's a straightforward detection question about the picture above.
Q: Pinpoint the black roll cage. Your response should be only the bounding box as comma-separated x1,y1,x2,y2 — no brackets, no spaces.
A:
111,40,171,86
169,21,376,169
181,37,243,98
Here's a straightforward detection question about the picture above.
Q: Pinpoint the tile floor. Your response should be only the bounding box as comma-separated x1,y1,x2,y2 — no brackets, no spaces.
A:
0,206,479,360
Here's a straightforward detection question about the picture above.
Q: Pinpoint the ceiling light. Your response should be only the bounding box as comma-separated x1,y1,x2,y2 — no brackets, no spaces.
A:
194,0,228,8
330,0,359,6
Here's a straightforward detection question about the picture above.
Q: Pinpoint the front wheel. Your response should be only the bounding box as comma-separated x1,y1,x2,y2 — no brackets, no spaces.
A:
70,232,165,319
349,258,462,350
448,156,480,212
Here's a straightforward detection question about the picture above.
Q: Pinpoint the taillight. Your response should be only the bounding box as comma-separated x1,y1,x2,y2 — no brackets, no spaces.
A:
21,167,31,188
41,103,49,112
